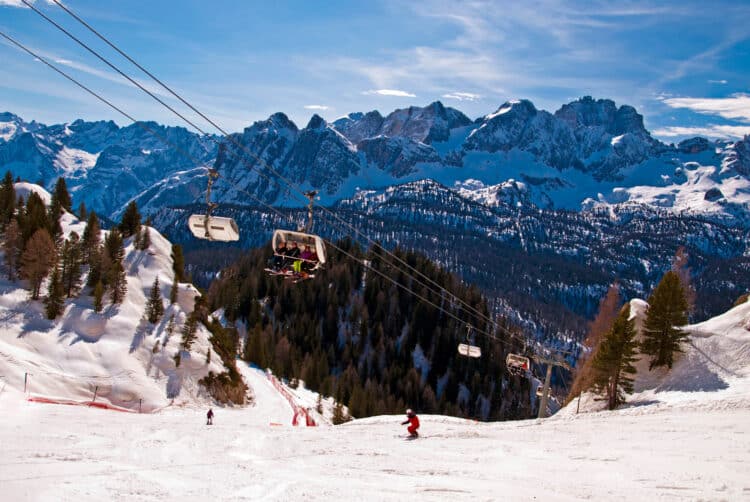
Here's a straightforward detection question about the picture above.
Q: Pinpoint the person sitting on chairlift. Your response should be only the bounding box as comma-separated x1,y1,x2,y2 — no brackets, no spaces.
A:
272,240,288,271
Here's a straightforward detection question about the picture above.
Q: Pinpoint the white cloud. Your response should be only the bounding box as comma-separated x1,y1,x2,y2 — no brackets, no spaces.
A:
363,89,416,98
708,79,728,84
304,105,329,110
442,92,481,101
0,0,26,7
661,94,750,122
652,124,750,140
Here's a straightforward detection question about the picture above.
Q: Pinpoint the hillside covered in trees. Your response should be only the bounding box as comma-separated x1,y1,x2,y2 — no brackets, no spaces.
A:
208,240,536,420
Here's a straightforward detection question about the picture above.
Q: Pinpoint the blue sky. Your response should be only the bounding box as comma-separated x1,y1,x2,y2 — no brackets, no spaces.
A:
1,0,749,142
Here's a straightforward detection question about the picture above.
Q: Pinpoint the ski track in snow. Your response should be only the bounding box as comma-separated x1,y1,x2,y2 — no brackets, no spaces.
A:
0,392,748,501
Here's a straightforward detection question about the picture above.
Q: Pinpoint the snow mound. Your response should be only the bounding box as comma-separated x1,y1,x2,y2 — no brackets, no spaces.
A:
0,187,225,411
566,296,750,415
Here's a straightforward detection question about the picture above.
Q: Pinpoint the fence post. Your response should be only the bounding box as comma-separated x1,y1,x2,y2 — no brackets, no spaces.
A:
92,385,98,403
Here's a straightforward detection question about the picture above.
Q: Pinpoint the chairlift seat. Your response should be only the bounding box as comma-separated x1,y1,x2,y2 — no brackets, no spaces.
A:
272,229,327,266
188,214,240,242
506,353,531,373
458,343,482,358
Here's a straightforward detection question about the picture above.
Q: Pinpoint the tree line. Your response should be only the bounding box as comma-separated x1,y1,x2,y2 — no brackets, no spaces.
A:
568,248,702,410
208,239,536,421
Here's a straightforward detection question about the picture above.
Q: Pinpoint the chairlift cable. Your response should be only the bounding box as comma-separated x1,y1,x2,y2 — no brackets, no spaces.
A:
9,11,577,360
41,0,501,343
20,0,210,136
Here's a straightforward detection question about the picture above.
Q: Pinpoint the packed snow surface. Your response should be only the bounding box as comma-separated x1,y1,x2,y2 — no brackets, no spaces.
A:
1,298,749,500
1,183,748,500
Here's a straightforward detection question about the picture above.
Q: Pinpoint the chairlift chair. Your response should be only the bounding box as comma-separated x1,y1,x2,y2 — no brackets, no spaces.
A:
457,343,482,358
506,353,531,376
188,214,239,242
187,168,240,242
457,325,481,358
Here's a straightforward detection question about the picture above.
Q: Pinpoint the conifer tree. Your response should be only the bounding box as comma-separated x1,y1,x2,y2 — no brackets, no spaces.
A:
44,265,65,319
2,218,21,280
118,200,141,238
641,271,689,369
146,276,165,324
140,226,151,250
81,211,101,263
169,277,178,304
60,231,83,297
77,201,87,221
0,171,16,229
52,177,72,212
21,228,57,299
171,244,185,282
591,304,639,410
180,313,198,351
104,229,127,304
47,186,64,243
164,313,176,344
21,192,48,244
86,246,103,290
93,280,104,312
567,283,621,404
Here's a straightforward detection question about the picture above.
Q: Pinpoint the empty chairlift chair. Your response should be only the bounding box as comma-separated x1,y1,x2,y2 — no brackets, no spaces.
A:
187,168,240,242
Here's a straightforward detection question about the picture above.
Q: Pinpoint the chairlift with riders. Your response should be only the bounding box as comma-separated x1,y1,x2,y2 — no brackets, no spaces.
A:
265,190,327,282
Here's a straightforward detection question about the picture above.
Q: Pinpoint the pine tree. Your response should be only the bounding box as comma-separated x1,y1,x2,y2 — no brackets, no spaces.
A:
60,232,83,297
104,229,127,304
52,177,72,212
171,244,185,282
44,265,65,319
0,171,16,229
206,349,211,365
140,226,151,250
2,218,21,280
21,228,57,300
77,201,87,221
591,304,639,410
81,211,101,263
118,200,141,238
164,313,176,344
21,192,48,245
567,283,621,403
146,276,165,324
180,313,198,351
169,277,178,304
86,246,103,290
641,271,689,370
93,280,104,312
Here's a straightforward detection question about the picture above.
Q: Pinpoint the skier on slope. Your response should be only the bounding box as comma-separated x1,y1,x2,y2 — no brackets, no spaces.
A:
207,408,214,425
401,408,420,438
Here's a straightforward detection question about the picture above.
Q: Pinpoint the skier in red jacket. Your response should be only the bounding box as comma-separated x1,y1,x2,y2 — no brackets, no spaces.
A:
401,408,420,438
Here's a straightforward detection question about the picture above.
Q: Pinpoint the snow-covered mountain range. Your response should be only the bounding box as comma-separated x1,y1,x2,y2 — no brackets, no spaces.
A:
3,99,749,336
3,97,748,221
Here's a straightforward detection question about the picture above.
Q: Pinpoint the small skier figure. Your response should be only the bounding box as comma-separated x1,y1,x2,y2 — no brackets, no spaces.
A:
401,408,419,438
207,408,214,426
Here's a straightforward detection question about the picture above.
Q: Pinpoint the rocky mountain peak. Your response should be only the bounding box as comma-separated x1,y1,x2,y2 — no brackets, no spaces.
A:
306,114,327,131
555,96,647,136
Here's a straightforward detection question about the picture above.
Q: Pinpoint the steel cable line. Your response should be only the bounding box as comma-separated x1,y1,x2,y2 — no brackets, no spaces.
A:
0,30,209,173
11,9,577,358
20,0,210,136
1,30,501,348
40,0,502,339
